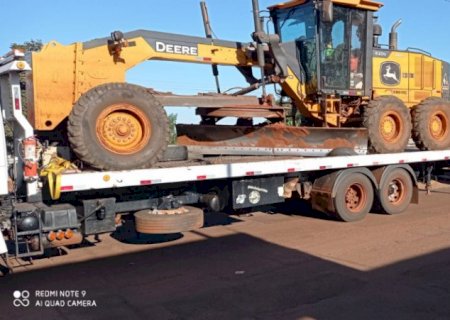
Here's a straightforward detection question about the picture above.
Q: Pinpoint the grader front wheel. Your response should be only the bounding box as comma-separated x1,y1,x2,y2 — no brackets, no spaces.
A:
68,83,169,170
411,98,450,150
363,96,411,153
96,104,151,155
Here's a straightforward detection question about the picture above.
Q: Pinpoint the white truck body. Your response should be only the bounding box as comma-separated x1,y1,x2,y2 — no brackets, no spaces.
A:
0,106,8,196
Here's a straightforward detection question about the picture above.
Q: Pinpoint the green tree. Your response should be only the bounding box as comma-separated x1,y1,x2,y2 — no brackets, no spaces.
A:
10,39,43,52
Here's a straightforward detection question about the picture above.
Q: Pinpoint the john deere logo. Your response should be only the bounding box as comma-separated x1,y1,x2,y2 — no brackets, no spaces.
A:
380,62,401,86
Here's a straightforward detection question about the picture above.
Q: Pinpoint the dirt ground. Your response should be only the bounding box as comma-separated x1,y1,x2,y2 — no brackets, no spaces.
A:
1,185,450,320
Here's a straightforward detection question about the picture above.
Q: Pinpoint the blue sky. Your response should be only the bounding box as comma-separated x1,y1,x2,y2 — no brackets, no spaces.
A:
2,0,450,123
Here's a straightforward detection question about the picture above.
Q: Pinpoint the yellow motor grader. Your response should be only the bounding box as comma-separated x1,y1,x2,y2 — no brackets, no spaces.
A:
24,0,450,170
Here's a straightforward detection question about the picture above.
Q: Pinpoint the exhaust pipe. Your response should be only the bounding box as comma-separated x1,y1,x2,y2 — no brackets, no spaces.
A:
389,19,402,50
251,0,267,97
200,1,221,93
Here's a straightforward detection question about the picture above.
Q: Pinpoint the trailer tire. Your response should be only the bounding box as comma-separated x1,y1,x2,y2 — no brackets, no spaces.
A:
68,83,169,170
378,168,413,215
364,96,411,153
411,97,450,150
134,206,204,234
333,173,374,222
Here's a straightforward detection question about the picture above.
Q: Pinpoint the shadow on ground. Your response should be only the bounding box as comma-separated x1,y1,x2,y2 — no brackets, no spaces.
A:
1,230,449,320
110,211,243,245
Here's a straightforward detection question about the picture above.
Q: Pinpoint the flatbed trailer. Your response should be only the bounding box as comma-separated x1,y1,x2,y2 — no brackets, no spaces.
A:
0,50,448,268
59,150,447,194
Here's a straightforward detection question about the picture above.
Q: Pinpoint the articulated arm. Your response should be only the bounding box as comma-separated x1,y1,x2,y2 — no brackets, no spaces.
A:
29,30,258,130
29,29,303,131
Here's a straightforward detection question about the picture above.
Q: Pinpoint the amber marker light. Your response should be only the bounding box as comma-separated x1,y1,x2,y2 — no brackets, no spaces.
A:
56,230,65,240
64,229,74,239
47,231,56,241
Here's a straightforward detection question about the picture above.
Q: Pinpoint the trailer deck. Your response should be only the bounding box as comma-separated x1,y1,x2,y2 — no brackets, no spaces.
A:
58,149,450,193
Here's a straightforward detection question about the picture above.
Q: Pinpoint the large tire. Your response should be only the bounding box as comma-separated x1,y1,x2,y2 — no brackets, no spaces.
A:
68,83,169,170
378,168,413,215
363,96,411,153
333,173,374,222
134,206,204,234
411,97,450,150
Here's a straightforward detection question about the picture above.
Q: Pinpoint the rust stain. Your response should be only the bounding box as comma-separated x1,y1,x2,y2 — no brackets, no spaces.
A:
176,124,367,150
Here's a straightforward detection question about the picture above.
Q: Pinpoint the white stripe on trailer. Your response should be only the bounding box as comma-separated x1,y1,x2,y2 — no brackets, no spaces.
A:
0,106,8,196
59,150,450,193
0,231,7,254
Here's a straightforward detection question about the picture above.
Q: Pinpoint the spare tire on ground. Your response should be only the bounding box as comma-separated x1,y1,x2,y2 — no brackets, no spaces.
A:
134,206,204,234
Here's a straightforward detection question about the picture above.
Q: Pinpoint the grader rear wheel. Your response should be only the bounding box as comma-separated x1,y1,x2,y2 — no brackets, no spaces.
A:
363,96,411,153
411,98,450,150
96,104,151,155
68,83,169,170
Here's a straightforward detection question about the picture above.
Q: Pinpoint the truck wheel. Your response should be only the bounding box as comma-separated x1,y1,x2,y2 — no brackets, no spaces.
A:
379,168,413,215
68,83,169,170
411,97,450,150
333,173,374,222
363,96,411,153
134,206,204,234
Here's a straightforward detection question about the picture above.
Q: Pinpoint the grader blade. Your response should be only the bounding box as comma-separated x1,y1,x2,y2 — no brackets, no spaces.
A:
177,123,368,157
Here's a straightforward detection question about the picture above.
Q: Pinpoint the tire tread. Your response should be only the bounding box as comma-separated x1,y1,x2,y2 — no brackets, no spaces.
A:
68,82,169,170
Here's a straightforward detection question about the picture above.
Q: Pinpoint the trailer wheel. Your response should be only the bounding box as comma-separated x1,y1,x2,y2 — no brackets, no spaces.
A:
333,173,374,222
411,97,450,150
379,168,413,215
134,206,204,234
363,96,411,153
68,83,169,170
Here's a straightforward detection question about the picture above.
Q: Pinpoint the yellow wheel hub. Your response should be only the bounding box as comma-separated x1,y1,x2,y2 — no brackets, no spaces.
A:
429,111,447,140
96,104,151,154
380,111,402,142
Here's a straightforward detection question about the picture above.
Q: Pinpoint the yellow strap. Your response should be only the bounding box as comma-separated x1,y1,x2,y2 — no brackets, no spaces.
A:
40,157,77,200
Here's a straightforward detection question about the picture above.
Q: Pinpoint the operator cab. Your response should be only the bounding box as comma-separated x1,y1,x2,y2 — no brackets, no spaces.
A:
270,0,382,97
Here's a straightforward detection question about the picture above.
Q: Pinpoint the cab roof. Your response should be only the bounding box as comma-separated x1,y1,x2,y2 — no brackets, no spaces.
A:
269,0,383,12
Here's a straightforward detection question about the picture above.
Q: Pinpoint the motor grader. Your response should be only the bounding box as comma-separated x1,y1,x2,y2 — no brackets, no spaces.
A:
19,0,450,170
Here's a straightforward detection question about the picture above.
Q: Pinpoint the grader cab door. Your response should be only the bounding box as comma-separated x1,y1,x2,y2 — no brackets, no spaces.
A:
319,6,369,94
271,1,319,95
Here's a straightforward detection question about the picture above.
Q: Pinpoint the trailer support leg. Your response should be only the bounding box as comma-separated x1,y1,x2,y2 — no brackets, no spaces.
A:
425,165,434,195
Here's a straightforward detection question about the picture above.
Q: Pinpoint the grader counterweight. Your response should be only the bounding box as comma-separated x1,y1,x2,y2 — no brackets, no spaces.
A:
22,0,450,170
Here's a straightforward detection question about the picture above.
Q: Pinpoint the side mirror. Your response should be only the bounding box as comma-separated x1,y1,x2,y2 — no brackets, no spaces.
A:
322,0,333,23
